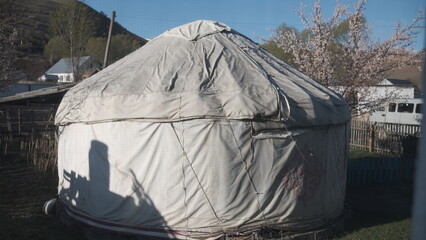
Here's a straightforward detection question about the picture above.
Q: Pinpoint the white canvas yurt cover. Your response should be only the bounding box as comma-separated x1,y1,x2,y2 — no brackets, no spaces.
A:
55,20,350,239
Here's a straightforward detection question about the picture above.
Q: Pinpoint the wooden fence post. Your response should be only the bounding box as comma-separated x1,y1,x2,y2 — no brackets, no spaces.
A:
6,110,13,142
368,123,375,152
18,107,21,134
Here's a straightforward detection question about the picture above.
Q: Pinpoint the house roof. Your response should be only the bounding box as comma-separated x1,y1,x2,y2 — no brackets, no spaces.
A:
46,56,92,74
380,78,413,86
0,83,75,105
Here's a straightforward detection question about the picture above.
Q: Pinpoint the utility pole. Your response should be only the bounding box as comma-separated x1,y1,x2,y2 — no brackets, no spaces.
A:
103,11,116,69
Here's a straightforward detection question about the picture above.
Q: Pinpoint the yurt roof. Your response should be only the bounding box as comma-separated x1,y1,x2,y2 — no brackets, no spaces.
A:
55,20,350,127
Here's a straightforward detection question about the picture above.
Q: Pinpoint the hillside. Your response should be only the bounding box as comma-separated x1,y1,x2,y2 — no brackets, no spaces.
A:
13,0,147,81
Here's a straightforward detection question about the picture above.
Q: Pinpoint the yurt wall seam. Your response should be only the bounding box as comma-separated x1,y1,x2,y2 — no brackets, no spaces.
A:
193,34,271,225
227,120,269,226
172,42,225,232
170,123,225,228
176,122,190,232
199,36,270,226
176,55,191,229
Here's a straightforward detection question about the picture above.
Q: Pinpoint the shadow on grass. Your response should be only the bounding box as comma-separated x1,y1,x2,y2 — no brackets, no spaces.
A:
0,150,61,240
340,182,414,238
340,149,415,238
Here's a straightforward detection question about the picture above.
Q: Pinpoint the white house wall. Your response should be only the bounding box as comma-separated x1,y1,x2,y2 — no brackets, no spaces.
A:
57,74,73,83
357,86,415,113
329,85,415,114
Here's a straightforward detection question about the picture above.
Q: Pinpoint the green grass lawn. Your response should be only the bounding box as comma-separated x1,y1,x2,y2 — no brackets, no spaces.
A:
349,148,395,159
336,149,414,240
337,218,411,240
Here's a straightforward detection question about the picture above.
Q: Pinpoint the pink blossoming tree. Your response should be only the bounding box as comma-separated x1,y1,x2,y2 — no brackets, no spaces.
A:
271,0,423,114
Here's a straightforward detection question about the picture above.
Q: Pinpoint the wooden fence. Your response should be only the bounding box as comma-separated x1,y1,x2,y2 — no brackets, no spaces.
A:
350,119,421,156
0,104,57,139
347,157,415,185
0,110,421,175
0,104,58,171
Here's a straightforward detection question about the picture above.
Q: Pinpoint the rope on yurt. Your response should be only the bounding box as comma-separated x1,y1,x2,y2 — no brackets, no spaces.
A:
170,123,225,228
177,121,190,232
176,45,191,232
193,40,270,230
226,120,269,226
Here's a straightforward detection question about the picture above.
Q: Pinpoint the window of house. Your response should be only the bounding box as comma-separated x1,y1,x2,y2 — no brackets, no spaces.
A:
388,103,396,112
397,103,414,113
416,104,422,113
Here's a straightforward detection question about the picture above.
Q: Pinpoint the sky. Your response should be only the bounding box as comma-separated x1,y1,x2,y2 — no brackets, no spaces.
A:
84,0,425,50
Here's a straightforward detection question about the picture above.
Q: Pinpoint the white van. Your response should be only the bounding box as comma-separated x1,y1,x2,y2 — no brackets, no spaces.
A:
369,98,422,125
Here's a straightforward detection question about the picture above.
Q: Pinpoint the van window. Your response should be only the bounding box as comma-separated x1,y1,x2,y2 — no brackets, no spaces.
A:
388,103,396,112
397,103,414,113
416,104,422,113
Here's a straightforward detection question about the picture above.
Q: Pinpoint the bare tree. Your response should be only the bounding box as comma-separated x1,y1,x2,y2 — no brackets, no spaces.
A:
49,0,94,82
271,0,423,114
0,29,17,93
0,0,27,93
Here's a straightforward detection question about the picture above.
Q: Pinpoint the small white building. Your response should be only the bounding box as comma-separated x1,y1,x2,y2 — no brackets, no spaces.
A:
374,78,415,99
39,56,99,83
358,78,415,112
331,78,416,115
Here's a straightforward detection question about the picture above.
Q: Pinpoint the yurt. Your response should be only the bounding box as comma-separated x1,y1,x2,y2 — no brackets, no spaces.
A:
54,20,351,239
